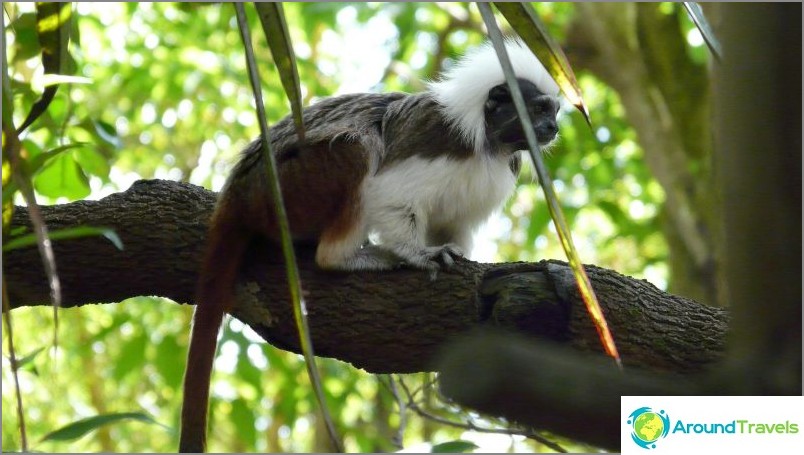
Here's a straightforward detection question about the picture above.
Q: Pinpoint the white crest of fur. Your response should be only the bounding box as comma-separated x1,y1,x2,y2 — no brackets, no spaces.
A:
427,40,560,154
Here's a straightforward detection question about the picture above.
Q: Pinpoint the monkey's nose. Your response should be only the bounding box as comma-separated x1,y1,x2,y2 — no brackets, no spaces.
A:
537,124,558,143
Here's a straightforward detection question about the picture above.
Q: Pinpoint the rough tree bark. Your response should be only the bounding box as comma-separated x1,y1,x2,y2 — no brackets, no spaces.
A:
5,179,727,377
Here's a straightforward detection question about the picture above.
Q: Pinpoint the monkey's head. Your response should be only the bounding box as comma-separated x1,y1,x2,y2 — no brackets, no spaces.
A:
484,78,560,153
427,40,561,156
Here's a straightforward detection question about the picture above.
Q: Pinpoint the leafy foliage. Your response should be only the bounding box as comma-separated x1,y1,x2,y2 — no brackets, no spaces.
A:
2,2,711,452
40,411,167,443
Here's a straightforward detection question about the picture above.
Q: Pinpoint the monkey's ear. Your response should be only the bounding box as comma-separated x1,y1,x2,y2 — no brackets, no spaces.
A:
488,83,512,102
485,84,511,112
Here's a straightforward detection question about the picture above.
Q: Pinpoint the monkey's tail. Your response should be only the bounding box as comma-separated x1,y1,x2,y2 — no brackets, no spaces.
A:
179,203,250,453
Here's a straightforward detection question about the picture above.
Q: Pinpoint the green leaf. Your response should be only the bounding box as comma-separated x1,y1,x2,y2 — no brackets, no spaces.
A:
40,412,167,443
2,175,13,231
73,147,111,179
38,73,92,87
14,346,46,369
2,32,13,226
32,150,90,200
254,2,306,140
431,440,479,453
493,2,590,124
3,225,123,252
16,2,73,133
2,30,15,130
28,142,91,175
90,118,121,149
9,13,42,63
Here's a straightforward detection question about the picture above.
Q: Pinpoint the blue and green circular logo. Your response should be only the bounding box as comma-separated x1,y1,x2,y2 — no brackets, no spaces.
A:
628,407,670,449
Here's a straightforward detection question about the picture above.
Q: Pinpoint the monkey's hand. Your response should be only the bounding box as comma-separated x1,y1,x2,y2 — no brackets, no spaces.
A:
397,243,464,280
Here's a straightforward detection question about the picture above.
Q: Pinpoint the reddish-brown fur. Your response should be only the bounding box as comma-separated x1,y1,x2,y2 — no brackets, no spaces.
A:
179,139,369,452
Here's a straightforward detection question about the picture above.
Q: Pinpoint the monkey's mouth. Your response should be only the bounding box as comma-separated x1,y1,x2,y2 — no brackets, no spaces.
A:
536,131,557,145
511,131,556,150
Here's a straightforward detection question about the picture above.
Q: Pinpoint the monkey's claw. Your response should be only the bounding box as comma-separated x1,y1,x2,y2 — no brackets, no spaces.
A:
435,243,464,268
406,243,464,280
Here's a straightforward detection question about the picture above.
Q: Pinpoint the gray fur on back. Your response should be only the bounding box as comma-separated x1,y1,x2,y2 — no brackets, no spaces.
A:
235,92,406,178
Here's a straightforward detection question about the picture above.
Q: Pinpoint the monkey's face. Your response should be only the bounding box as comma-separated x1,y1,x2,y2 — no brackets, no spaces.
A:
484,79,559,152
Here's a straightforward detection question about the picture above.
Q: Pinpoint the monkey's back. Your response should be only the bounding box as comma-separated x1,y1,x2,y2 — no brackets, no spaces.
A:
218,92,408,241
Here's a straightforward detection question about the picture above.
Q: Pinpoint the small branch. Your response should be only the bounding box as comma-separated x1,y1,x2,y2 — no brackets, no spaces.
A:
384,375,407,451
2,280,28,451
394,375,567,453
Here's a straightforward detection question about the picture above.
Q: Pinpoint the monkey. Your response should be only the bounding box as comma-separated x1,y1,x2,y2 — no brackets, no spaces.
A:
179,40,560,452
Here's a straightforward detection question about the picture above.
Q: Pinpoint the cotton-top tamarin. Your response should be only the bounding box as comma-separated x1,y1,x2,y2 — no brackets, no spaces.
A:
179,40,560,452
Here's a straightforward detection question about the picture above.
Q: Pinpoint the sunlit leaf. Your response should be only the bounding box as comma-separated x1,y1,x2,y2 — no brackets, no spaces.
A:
32,151,90,200
16,2,73,134
9,13,42,63
89,118,121,149
74,147,111,179
493,2,590,124
40,412,167,442
1,142,91,204
38,73,92,88
27,142,90,175
2,159,13,230
2,199,13,231
2,39,14,131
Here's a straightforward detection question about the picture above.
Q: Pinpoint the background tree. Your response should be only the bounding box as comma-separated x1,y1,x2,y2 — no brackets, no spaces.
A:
3,2,798,453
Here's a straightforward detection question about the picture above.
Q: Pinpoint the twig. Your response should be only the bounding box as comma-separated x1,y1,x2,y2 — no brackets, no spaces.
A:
2,280,28,451
385,375,407,450
395,375,567,453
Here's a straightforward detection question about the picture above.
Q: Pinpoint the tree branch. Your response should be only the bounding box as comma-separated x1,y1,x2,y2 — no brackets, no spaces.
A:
5,179,727,376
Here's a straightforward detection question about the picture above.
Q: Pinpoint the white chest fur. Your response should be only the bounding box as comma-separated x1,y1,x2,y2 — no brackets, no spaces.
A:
362,154,518,244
